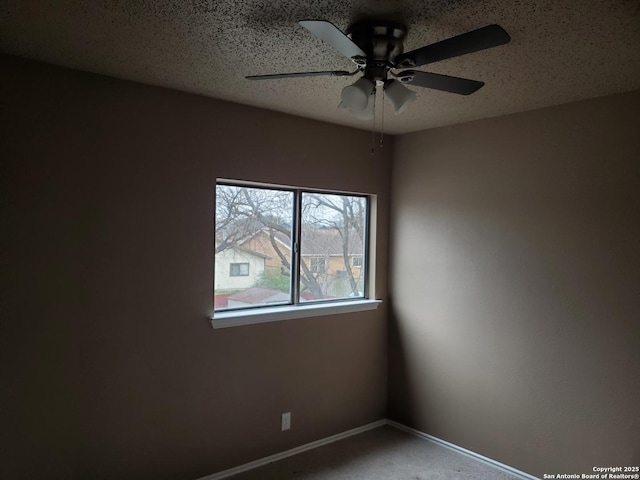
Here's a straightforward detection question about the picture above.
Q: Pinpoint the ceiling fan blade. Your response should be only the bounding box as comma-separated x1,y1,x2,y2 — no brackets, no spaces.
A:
395,24,510,67
299,20,367,62
246,70,352,80
398,71,484,95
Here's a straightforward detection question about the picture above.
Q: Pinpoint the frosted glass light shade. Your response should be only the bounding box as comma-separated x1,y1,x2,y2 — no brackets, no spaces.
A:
385,80,416,114
352,92,375,120
341,78,375,111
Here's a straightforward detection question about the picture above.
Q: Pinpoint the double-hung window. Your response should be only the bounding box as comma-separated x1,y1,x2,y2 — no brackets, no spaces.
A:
212,180,379,326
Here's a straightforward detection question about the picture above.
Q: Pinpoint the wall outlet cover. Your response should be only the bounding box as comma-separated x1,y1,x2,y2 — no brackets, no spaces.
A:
281,412,291,431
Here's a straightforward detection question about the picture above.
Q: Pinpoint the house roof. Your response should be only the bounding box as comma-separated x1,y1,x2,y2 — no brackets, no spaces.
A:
250,228,364,256
234,245,270,259
228,287,289,304
300,228,364,256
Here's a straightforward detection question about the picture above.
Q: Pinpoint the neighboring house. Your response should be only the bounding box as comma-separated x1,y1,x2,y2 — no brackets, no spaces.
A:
239,227,365,298
298,227,364,276
240,228,292,272
214,245,269,291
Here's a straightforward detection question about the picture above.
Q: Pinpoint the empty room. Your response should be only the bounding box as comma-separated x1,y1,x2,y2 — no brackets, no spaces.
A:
1,1,639,479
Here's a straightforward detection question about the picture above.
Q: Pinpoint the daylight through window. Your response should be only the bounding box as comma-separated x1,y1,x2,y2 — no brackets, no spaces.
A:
214,181,368,311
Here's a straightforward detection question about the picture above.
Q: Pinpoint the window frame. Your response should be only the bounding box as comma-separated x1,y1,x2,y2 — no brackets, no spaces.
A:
212,179,379,327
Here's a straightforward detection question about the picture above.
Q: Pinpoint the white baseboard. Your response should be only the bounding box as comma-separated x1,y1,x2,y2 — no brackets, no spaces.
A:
197,418,538,480
196,419,387,480
387,420,539,480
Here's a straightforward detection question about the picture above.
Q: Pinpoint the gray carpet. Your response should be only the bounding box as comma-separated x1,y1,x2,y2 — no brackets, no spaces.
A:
227,425,523,480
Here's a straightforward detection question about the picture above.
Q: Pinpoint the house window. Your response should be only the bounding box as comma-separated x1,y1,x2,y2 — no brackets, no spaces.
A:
352,256,363,267
309,257,326,274
230,263,249,276
214,181,370,313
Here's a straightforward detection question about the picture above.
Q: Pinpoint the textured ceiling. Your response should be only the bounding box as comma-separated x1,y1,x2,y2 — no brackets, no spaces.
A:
1,0,640,134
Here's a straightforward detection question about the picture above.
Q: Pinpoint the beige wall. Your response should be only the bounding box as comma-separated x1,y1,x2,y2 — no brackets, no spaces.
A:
389,90,640,476
0,55,391,480
3,52,638,480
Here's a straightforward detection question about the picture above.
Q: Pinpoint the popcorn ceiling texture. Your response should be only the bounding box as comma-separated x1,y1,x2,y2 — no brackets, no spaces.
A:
1,0,639,134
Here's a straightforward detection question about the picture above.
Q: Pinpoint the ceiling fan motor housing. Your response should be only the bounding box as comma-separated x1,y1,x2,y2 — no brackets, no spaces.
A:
347,20,407,81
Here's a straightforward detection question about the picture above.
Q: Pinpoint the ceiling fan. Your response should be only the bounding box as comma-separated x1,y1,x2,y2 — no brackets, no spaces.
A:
247,19,511,118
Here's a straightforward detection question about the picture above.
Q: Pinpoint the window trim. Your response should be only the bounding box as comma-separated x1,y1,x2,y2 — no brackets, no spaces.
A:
211,299,381,329
212,179,380,327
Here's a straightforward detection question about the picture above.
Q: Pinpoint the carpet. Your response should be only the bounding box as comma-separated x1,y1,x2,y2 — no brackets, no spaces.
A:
227,425,523,480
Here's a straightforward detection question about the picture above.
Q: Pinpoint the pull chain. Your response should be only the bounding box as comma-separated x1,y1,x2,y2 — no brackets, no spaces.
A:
370,88,377,156
379,87,385,148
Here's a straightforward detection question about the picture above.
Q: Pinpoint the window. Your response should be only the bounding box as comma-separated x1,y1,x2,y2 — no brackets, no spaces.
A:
308,257,326,274
352,256,363,267
214,181,371,315
229,263,249,276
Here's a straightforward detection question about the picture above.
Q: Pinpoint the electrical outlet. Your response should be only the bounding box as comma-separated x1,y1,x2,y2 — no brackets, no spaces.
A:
281,412,291,431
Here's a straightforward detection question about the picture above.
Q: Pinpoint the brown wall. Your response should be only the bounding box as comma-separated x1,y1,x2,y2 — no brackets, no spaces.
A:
389,90,640,476
0,55,391,480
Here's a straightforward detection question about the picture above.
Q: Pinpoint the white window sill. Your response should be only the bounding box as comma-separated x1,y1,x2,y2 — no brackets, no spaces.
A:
210,299,382,329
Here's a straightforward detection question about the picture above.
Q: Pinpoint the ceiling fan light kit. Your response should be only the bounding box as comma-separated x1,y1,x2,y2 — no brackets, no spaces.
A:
341,77,375,111
246,17,511,118
385,79,417,114
352,93,376,121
